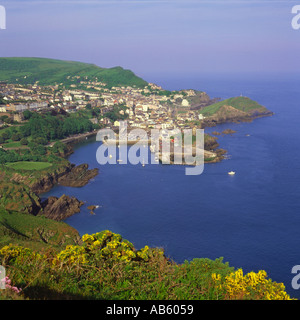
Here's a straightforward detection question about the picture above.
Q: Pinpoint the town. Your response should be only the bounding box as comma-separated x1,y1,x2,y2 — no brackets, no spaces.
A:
0,76,215,132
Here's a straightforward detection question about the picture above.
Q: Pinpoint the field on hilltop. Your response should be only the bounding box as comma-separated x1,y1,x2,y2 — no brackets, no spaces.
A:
0,57,148,88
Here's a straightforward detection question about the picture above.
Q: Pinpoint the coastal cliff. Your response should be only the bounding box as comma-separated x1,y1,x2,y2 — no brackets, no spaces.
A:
199,96,273,127
0,161,98,220
29,163,99,194
40,195,84,221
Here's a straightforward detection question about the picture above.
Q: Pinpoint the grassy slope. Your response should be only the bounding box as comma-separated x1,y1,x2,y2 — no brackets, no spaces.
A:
5,161,52,171
199,96,266,116
0,209,81,252
0,57,148,88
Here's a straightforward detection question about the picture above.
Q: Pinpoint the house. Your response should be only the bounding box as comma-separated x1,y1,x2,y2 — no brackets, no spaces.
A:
13,113,24,122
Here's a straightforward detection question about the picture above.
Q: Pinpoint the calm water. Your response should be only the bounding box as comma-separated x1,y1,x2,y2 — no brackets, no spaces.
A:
43,73,300,298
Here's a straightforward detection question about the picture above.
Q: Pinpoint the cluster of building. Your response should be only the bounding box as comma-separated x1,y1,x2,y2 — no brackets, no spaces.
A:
0,78,205,130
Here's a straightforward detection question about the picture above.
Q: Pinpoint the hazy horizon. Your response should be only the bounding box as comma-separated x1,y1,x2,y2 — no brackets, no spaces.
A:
1,1,300,83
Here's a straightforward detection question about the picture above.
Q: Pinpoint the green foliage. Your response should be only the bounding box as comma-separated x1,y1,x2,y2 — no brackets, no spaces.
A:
0,57,148,88
0,209,80,252
20,138,28,145
104,104,128,122
22,112,93,141
200,96,266,116
5,161,52,171
0,94,5,104
0,230,294,300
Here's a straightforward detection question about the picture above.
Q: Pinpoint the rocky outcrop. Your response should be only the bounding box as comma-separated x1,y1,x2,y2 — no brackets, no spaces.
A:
40,194,84,221
28,163,74,195
29,163,99,194
58,164,99,188
202,104,273,127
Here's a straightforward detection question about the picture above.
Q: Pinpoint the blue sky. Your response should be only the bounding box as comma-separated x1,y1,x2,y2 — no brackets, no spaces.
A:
0,0,300,79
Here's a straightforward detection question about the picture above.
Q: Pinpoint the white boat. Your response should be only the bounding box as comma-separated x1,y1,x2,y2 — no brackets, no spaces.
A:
228,171,235,175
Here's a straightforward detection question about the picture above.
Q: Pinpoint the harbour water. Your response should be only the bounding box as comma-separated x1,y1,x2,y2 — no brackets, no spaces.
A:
43,73,300,298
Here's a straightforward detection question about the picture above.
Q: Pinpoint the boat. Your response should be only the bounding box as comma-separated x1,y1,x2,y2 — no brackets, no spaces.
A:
142,159,145,167
109,155,113,159
228,171,235,175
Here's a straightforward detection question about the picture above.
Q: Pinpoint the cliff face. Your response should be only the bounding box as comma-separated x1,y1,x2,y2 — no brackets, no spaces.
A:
202,105,273,127
29,163,99,194
0,162,99,221
40,195,84,221
58,164,99,188
200,96,273,127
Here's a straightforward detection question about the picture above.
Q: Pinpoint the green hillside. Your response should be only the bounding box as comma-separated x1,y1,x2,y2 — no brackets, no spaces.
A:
0,227,294,300
0,57,148,88
199,96,267,116
0,209,81,253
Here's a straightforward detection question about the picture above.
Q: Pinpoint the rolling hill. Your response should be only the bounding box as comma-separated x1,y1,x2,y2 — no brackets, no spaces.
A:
0,57,148,88
199,96,273,125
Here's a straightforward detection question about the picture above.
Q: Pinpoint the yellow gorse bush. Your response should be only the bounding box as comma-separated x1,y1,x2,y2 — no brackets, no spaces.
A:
211,268,294,300
50,230,158,267
0,244,44,264
52,245,88,267
0,232,296,300
82,230,153,263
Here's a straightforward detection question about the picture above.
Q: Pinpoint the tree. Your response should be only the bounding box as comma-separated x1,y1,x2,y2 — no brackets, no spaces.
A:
20,138,29,145
23,110,33,120
11,133,22,141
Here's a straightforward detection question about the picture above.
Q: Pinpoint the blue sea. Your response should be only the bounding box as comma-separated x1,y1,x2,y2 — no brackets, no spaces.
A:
43,73,300,298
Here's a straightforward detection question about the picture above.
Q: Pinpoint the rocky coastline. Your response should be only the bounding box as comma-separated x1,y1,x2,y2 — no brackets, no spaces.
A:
0,134,99,222
33,163,98,221
39,195,84,221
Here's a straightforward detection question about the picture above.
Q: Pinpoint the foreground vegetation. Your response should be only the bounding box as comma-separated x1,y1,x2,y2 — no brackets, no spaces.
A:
0,229,294,300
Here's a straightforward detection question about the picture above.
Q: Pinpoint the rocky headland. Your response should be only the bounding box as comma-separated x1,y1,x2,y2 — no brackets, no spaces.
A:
199,96,273,128
40,195,84,221
0,161,98,221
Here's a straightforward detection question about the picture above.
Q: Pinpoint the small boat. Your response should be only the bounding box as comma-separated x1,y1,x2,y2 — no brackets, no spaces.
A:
142,159,145,167
228,171,235,175
117,159,123,162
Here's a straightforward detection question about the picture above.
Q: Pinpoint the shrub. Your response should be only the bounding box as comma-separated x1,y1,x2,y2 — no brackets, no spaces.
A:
0,231,295,300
